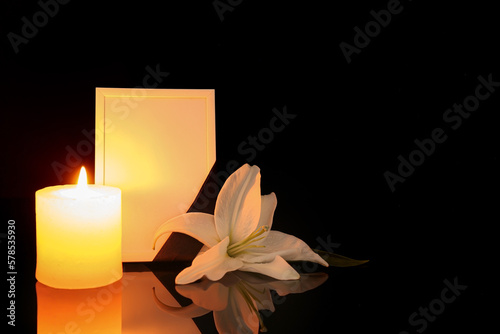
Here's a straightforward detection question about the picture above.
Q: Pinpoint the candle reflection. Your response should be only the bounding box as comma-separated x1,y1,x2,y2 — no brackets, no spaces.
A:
37,271,200,334
36,280,122,334
153,272,329,334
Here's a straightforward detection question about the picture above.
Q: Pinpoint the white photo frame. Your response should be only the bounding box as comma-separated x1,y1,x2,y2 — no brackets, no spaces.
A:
95,88,216,262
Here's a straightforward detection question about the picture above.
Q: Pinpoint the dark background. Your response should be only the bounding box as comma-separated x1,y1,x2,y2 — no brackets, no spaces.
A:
1,0,498,333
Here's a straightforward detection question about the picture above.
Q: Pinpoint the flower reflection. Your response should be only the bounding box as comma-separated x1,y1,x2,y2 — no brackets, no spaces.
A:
153,272,328,334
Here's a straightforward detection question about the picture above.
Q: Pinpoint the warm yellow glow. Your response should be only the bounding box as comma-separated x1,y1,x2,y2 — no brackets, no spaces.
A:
77,166,88,189
35,180,122,289
37,281,122,333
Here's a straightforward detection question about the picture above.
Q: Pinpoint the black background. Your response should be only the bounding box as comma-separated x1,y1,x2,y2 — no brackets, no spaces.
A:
1,0,498,333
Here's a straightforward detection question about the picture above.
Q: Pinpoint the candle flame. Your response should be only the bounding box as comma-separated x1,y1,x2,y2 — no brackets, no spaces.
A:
77,167,88,190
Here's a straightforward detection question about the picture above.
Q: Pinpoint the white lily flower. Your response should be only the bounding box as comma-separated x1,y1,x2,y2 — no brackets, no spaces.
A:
153,164,328,285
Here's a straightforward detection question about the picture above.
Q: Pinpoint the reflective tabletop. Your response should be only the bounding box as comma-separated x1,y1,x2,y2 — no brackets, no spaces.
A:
16,256,492,334
34,263,341,333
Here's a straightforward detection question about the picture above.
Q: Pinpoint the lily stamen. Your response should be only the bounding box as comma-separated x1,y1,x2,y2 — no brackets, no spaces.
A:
227,225,269,257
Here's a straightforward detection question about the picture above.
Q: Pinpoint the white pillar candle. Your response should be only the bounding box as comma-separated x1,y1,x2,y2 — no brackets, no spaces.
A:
36,167,122,289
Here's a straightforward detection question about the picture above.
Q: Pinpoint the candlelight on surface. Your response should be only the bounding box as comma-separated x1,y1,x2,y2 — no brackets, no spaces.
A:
36,167,122,289
36,281,122,334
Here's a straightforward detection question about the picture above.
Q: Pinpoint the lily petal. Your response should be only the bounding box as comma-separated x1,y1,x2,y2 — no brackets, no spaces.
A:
256,193,277,233
176,237,244,285
240,231,329,267
215,164,261,244
240,255,300,280
153,212,220,249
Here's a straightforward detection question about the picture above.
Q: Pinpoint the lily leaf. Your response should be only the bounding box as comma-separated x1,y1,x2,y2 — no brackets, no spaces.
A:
313,249,369,267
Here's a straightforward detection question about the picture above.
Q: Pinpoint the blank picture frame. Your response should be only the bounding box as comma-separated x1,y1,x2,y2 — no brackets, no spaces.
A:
95,88,216,262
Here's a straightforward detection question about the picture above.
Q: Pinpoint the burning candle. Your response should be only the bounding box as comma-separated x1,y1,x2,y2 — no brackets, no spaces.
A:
35,167,122,289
